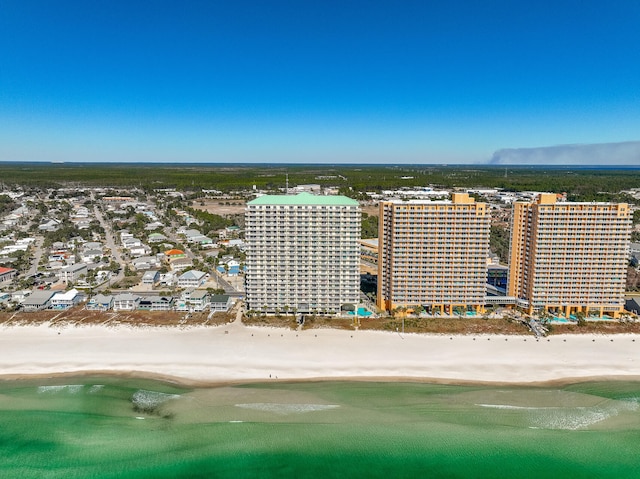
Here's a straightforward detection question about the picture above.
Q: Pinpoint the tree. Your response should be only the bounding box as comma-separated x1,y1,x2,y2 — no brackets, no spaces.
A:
361,214,379,239
490,225,510,263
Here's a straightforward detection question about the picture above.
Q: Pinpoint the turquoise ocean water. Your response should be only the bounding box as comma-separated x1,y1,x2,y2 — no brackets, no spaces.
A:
1,377,640,478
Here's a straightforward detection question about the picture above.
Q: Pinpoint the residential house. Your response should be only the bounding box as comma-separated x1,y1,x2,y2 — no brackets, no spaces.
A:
145,221,165,232
219,225,241,239
169,257,193,272
60,263,88,283
81,249,104,263
11,290,31,303
50,289,82,310
142,270,160,285
159,272,176,287
75,220,92,230
83,241,103,252
137,295,174,311
183,229,202,242
132,255,160,271
165,249,187,260
38,218,61,232
22,290,55,312
147,232,168,243
210,294,233,312
95,270,111,284
177,270,207,288
128,244,151,258
626,298,640,315
48,250,72,263
113,293,141,311
85,294,114,311
175,289,208,312
122,237,142,249
188,290,209,311
0,266,17,283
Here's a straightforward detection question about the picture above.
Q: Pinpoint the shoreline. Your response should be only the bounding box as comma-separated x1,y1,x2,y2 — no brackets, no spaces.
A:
3,369,640,389
1,322,640,387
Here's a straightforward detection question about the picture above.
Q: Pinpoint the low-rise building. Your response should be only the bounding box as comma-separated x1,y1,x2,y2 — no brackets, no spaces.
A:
113,293,141,311
137,295,174,311
188,290,210,312
0,266,17,283
177,270,208,288
85,294,114,311
142,270,160,285
81,249,104,263
50,289,82,310
210,294,233,312
148,232,168,243
22,290,55,312
128,244,151,257
169,257,193,271
60,263,88,283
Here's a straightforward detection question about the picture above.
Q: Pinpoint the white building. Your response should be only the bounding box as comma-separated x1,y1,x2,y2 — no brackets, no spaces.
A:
245,192,361,314
177,270,208,288
59,263,88,283
113,293,140,311
50,289,82,310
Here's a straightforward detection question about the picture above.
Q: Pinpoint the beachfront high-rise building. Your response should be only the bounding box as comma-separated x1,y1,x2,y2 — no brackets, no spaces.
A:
245,192,360,314
377,193,490,314
508,193,631,318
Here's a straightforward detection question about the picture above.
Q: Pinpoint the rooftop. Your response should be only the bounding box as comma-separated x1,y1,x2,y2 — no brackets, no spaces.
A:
52,289,80,301
248,192,358,206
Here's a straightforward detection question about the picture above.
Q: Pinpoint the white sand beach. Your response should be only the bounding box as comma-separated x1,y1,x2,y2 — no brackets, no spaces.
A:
1,321,639,385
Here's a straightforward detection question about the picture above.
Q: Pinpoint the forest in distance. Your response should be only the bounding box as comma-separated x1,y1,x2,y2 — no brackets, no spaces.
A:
1,162,640,202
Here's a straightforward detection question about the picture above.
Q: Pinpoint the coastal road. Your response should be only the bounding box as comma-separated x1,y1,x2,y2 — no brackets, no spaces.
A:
91,194,125,287
26,236,44,277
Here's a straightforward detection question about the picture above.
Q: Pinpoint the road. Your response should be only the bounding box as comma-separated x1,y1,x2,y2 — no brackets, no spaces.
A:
26,236,44,277
91,194,125,288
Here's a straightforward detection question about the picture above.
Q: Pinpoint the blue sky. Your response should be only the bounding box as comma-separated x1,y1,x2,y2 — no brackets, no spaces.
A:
1,0,639,164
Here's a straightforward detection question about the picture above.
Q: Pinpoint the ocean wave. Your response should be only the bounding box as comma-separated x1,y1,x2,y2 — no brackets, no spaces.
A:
37,385,84,394
88,385,105,394
478,401,638,430
131,390,180,414
476,404,559,410
234,403,339,415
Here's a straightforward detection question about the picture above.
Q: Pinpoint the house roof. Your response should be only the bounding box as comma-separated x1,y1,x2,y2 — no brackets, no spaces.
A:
61,263,87,273
0,267,16,274
179,270,206,280
248,192,358,206
52,289,80,301
113,293,140,301
89,294,113,304
211,294,230,303
626,298,640,314
165,249,185,256
23,290,55,304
